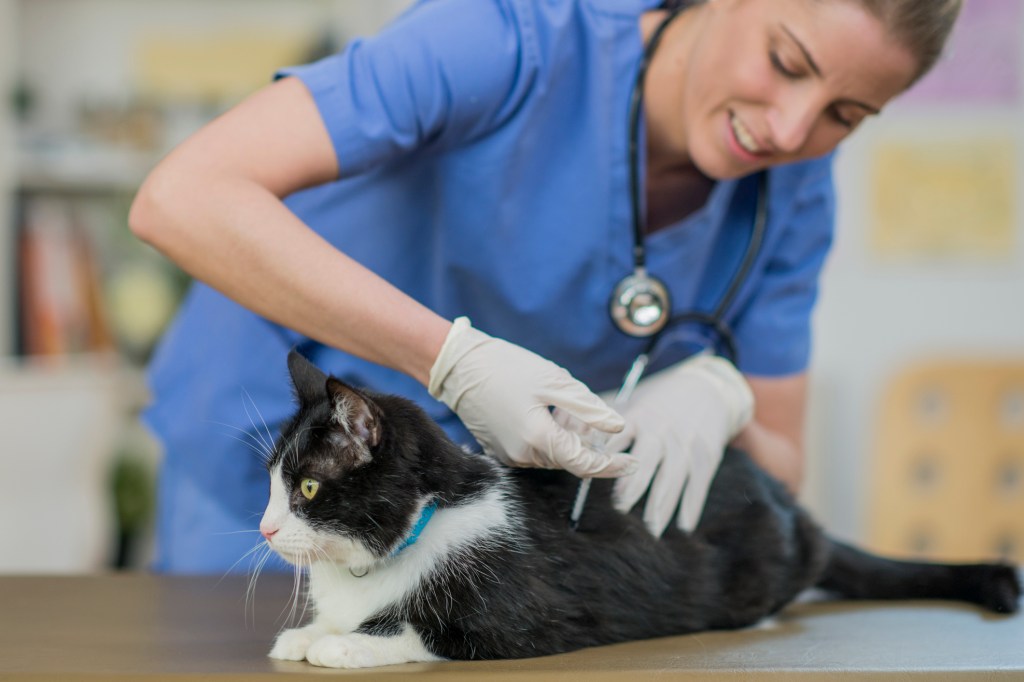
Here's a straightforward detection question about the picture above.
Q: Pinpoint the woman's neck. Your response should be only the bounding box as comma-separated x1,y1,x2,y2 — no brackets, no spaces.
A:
639,6,705,177
644,162,715,234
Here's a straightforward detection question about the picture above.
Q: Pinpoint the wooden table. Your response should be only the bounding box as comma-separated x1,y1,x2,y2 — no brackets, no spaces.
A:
1,573,1022,680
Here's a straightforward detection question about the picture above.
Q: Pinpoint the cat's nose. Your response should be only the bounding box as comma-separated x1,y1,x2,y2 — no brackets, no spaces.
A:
260,523,279,540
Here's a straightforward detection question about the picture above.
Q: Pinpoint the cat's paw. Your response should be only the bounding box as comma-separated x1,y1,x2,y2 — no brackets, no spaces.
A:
305,633,392,669
268,627,317,661
977,563,1022,614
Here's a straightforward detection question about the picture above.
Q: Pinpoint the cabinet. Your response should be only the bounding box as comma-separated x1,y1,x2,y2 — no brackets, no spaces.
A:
0,0,411,572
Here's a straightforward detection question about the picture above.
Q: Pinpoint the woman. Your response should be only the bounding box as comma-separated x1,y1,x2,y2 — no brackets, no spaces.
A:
130,0,958,573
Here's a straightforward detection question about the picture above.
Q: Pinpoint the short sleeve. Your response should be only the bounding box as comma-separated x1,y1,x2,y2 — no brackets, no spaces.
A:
731,156,836,377
276,0,536,177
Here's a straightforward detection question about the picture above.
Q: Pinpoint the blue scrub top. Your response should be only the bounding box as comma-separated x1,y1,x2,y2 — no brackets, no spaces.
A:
145,0,835,573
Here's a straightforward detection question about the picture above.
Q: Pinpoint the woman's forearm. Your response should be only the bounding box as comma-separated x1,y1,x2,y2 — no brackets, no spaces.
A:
732,372,808,494
129,172,449,386
130,76,451,385
731,419,804,493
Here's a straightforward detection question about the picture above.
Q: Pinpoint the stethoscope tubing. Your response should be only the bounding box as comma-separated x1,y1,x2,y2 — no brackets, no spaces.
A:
620,6,767,352
575,6,770,529
627,8,683,269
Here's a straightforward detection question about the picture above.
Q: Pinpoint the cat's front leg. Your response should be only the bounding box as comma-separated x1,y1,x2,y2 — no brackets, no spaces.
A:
304,624,443,669
268,622,333,661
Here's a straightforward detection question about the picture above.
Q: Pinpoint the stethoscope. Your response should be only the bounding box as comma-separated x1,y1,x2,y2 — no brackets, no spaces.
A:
570,7,769,530
607,7,768,367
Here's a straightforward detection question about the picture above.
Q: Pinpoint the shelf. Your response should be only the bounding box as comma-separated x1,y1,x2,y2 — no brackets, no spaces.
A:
0,352,150,409
16,145,156,196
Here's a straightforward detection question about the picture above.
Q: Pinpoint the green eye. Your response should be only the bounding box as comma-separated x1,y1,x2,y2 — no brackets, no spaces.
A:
300,478,320,500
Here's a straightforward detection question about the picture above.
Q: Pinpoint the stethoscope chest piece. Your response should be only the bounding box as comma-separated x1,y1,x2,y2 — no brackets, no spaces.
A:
609,268,671,337
606,6,766,346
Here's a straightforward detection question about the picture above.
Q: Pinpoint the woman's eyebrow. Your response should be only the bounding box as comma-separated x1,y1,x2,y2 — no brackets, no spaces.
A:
780,24,822,77
779,23,882,114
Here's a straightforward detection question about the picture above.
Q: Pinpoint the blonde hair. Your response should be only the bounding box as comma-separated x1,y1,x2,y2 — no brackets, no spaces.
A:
660,0,963,82
853,0,962,83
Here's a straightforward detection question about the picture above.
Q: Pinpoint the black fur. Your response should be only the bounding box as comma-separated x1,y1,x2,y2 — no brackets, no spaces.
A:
270,350,1021,660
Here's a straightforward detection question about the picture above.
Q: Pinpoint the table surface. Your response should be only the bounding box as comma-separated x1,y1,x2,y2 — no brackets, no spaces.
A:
1,573,1022,681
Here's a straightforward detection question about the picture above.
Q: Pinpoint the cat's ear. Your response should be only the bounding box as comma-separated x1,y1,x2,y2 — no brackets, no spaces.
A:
325,377,382,449
287,349,327,405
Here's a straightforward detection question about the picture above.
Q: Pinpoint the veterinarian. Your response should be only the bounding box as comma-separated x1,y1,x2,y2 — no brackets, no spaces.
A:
130,0,959,572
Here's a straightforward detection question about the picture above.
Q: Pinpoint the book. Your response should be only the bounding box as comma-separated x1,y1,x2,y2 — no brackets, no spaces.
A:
16,195,114,360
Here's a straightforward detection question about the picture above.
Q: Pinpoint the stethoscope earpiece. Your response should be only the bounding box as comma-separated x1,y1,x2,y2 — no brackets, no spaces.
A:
609,269,671,337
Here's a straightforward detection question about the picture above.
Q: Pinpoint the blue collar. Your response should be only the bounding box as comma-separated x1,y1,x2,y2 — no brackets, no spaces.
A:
391,500,438,556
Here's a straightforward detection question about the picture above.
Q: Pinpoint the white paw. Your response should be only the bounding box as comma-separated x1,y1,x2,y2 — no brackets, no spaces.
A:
268,627,316,661
751,616,781,631
306,633,388,669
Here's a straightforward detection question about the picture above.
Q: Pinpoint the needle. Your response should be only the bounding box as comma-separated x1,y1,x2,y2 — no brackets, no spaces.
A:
568,352,649,531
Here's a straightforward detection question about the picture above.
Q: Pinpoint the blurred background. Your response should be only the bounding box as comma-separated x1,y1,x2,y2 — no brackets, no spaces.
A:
0,0,1020,574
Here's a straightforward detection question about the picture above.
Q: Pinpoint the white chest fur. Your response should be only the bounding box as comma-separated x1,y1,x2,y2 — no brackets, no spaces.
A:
307,485,516,634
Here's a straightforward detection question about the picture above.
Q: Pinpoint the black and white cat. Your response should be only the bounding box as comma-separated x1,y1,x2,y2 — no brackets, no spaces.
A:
258,351,1020,669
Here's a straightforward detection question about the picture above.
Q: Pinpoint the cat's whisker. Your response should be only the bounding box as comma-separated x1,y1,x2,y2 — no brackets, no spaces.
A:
211,529,263,536
237,546,270,623
302,552,316,611
307,538,330,565
240,387,277,457
217,431,273,463
205,422,275,465
285,559,298,629
249,545,276,629
275,554,304,630
288,425,322,469
240,542,273,630
280,424,315,471
243,548,262,628
291,557,308,627
205,418,275,458
217,538,269,587
317,545,350,581
294,553,309,626
296,552,320,627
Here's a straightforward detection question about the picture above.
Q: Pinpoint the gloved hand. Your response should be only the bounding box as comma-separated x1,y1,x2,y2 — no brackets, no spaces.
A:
428,317,634,478
607,354,754,536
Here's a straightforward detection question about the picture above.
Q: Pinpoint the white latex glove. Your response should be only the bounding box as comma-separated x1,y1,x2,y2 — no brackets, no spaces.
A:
428,317,635,478
607,354,754,536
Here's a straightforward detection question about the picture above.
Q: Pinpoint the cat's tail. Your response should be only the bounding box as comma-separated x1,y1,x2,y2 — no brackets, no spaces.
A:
817,539,1022,614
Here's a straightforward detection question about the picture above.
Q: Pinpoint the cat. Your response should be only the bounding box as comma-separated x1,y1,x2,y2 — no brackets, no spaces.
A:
258,350,1021,669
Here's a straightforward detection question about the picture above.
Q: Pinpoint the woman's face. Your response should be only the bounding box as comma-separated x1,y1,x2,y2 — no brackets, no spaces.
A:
647,0,919,179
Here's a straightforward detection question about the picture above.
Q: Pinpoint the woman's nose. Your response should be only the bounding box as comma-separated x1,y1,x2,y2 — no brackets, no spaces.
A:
766,96,819,155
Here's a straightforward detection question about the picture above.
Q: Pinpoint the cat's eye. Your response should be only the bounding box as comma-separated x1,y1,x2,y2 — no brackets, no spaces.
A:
300,478,320,500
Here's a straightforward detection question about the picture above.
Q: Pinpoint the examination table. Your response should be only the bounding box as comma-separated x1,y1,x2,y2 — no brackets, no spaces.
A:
1,573,1022,680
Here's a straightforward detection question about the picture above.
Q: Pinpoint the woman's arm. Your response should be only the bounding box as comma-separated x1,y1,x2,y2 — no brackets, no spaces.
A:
130,74,630,478
731,372,808,492
129,76,450,385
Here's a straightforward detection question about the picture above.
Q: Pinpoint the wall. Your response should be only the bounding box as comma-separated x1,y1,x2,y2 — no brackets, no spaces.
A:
17,0,411,133
0,0,16,356
804,3,1024,540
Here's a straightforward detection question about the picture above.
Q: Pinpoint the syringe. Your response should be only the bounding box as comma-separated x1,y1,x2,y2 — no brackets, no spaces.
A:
567,352,650,531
